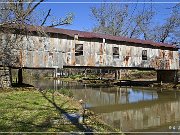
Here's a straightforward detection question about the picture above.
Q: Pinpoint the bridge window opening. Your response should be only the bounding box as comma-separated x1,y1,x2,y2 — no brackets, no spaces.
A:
142,50,147,60
113,47,119,59
75,44,83,56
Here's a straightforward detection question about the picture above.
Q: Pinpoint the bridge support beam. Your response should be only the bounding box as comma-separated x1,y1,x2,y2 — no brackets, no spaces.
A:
157,70,178,83
54,68,58,78
115,70,121,80
115,70,118,80
18,68,23,84
84,69,87,78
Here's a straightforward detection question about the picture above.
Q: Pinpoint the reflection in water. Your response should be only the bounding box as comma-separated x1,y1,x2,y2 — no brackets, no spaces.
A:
26,79,180,132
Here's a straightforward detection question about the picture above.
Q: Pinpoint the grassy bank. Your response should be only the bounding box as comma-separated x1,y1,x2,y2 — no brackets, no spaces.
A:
0,87,120,133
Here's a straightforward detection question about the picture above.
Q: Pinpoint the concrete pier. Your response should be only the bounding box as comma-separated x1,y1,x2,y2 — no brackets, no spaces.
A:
157,70,178,83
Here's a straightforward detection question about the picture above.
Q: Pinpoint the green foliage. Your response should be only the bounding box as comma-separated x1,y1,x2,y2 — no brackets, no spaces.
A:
69,74,84,80
68,74,98,80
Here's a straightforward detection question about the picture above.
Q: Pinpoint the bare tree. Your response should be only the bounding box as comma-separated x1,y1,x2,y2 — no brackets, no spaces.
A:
91,3,129,36
0,0,74,64
0,0,74,65
0,0,74,85
90,2,154,38
0,0,74,28
130,11,154,39
90,2,179,45
149,4,180,43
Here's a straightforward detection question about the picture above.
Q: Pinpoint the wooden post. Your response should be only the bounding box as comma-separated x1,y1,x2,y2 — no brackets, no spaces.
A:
54,68,58,78
115,70,118,80
100,69,102,80
62,70,64,76
18,68,23,84
117,70,120,80
9,67,12,85
119,69,121,80
84,69,87,78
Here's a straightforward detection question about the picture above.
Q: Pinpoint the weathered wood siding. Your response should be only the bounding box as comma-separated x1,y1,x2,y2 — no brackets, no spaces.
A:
0,33,179,70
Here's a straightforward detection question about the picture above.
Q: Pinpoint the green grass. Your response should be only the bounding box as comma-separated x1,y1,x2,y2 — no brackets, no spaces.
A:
0,88,120,133
58,88,73,98
0,89,82,132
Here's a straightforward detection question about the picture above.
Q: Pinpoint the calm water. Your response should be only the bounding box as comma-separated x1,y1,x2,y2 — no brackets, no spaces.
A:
26,79,180,133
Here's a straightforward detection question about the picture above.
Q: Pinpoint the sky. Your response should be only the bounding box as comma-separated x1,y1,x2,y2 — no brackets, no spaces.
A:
36,0,179,31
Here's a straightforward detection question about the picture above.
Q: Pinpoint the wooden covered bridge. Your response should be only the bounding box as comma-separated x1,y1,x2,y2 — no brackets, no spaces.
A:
0,26,179,87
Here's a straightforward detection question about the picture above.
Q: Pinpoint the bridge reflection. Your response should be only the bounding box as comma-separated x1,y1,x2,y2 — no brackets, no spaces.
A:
70,86,180,132
74,89,180,131
27,79,180,132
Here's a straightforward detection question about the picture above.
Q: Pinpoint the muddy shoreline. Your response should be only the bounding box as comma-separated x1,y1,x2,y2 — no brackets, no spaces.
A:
55,77,180,91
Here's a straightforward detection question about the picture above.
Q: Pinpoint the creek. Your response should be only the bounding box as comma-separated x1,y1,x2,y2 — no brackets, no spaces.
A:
26,79,180,133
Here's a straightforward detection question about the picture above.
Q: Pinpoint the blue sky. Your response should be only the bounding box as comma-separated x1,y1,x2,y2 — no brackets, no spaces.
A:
36,0,179,31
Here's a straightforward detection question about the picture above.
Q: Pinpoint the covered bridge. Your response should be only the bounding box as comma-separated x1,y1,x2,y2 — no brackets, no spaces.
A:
0,26,179,87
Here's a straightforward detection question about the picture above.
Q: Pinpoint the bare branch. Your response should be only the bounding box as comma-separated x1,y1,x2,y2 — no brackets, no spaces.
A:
48,13,74,27
23,0,44,19
41,9,51,26
48,22,70,27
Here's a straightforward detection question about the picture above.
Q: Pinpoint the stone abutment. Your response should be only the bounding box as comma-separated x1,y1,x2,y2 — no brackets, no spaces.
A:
0,66,11,88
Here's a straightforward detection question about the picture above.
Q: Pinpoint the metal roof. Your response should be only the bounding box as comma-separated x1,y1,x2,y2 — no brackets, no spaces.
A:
27,25,177,49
